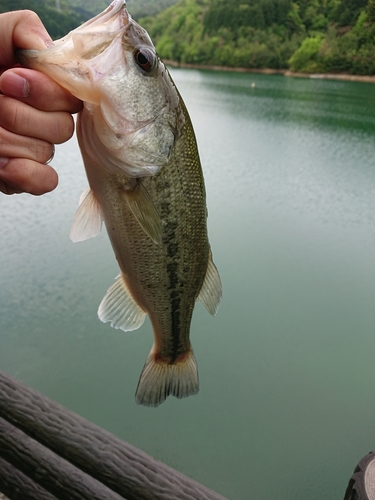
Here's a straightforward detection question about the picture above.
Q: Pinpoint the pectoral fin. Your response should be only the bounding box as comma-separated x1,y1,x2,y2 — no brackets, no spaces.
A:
124,181,162,245
197,250,222,315
70,187,104,242
98,273,146,331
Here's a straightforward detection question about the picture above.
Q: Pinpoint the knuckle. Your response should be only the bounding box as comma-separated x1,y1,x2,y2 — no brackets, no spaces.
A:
0,126,14,156
34,140,52,163
56,114,75,143
19,10,42,25
45,112,74,144
0,96,30,133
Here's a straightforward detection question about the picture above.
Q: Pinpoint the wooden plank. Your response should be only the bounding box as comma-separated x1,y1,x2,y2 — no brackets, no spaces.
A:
0,456,58,500
0,417,126,500
0,371,228,500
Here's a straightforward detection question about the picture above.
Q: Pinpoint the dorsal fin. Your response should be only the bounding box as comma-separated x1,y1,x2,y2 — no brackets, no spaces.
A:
70,187,104,242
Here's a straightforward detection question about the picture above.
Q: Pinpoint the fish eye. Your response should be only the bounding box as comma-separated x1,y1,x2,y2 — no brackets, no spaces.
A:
134,48,156,73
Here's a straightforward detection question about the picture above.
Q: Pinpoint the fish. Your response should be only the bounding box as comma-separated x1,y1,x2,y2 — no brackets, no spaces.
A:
19,0,222,407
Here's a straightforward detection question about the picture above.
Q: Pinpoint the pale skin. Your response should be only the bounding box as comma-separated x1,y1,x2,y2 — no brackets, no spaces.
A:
0,10,82,195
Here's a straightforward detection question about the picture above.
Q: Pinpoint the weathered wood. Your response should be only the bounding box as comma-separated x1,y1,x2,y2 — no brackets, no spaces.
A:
0,456,57,500
0,417,126,500
0,371,228,500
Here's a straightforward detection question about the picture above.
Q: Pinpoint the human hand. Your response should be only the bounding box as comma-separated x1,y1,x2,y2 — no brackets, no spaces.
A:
0,10,82,195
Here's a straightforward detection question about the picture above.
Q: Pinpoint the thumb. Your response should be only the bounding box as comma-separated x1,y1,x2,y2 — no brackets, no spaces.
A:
0,10,53,67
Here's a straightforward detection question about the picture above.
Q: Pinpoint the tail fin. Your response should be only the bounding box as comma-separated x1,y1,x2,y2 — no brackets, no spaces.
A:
135,349,199,407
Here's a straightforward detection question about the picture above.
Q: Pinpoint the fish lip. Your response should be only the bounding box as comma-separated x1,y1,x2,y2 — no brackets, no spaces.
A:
65,0,129,39
18,0,129,61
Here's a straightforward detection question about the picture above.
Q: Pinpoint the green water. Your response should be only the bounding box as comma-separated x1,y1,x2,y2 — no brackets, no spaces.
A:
0,69,374,499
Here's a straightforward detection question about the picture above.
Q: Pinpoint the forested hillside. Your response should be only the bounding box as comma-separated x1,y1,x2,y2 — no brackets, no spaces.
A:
139,0,375,74
1,0,374,74
127,0,180,18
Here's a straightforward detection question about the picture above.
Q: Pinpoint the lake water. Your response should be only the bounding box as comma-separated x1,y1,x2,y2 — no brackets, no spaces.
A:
0,69,374,499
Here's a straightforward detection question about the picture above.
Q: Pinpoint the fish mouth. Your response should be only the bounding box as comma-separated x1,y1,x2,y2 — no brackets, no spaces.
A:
17,0,130,103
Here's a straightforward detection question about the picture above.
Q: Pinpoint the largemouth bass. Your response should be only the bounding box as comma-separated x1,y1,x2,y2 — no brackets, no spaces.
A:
19,0,221,407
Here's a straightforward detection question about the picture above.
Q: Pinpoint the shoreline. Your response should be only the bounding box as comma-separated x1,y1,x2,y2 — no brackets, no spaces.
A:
164,60,375,84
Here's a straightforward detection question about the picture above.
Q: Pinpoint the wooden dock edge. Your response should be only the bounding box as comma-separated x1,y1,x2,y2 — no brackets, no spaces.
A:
0,370,228,500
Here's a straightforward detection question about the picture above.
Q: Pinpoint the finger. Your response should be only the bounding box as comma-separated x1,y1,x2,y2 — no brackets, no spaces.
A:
0,95,75,144
0,181,23,195
0,69,82,114
0,126,54,164
0,10,52,67
0,157,58,196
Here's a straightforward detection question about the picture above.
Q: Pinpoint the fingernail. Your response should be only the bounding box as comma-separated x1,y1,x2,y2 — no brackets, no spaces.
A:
0,158,9,169
5,73,29,98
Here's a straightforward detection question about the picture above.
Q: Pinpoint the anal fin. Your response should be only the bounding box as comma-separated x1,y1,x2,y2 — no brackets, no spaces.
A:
98,274,146,331
135,349,199,407
197,250,222,316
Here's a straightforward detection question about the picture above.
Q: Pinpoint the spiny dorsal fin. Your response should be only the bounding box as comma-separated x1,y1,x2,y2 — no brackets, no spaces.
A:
98,274,146,331
70,187,104,242
123,180,162,245
197,250,222,316
135,348,199,407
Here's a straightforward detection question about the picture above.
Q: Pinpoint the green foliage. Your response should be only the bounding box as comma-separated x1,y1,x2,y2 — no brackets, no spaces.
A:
127,0,180,19
141,0,208,63
286,3,306,34
141,0,304,68
367,0,375,20
141,0,375,75
203,0,292,33
288,35,324,71
291,15,375,74
332,0,368,25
